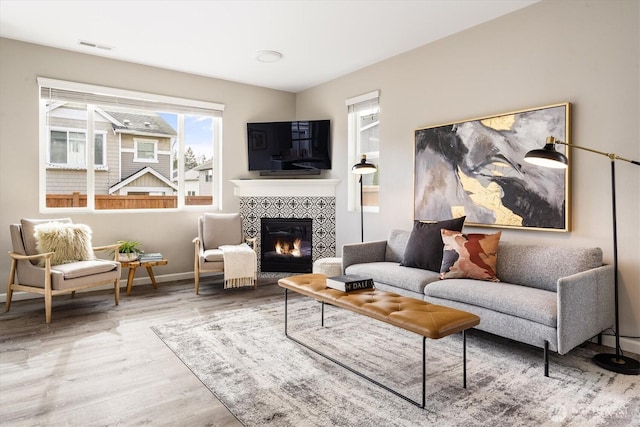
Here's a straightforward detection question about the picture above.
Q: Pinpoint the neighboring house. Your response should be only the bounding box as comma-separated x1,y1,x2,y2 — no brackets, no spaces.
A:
110,166,177,196
106,110,177,195
45,103,177,196
180,160,213,197
183,168,200,196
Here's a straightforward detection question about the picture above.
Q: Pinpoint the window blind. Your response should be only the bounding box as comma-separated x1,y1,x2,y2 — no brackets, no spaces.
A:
38,77,224,117
346,90,380,114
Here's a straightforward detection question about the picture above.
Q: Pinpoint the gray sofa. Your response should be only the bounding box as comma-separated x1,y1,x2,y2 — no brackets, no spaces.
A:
342,229,615,375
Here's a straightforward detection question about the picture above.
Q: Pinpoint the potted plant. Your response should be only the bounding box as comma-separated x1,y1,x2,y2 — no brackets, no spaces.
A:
116,240,143,262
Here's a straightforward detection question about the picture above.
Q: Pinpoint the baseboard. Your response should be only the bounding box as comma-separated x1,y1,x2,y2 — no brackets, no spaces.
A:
594,335,640,356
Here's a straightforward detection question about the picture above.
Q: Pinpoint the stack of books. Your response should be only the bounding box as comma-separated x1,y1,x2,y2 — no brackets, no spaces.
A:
326,275,374,292
138,252,163,262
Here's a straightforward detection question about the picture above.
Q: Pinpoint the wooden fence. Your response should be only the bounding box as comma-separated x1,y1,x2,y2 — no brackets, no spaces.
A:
46,193,213,209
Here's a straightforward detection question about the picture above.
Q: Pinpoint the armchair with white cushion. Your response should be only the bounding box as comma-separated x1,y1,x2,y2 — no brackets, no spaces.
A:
193,213,257,294
6,218,121,323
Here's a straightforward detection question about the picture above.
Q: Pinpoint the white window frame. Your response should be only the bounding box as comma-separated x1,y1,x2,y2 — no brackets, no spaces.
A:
38,77,224,213
133,138,158,163
346,90,380,213
47,127,107,169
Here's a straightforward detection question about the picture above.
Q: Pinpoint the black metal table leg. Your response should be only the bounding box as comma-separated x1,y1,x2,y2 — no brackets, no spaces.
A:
284,288,289,336
284,296,428,408
282,295,473,409
422,336,426,408
463,330,467,389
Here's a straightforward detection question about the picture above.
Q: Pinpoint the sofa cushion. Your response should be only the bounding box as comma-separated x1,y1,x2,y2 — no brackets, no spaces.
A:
400,217,465,272
202,213,241,250
21,218,73,264
51,260,119,279
203,248,224,262
496,242,603,292
385,229,410,263
34,221,95,266
439,230,501,282
50,261,120,291
345,262,440,294
424,279,557,327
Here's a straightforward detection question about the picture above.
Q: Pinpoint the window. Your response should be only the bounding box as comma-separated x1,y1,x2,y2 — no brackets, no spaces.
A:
347,90,380,212
49,129,106,167
39,78,224,211
134,139,158,162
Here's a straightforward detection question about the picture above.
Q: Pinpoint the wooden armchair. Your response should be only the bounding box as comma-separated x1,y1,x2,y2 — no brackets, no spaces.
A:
193,213,257,294
6,219,121,323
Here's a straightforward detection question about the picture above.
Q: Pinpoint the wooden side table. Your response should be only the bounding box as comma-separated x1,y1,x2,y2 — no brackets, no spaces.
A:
120,259,168,296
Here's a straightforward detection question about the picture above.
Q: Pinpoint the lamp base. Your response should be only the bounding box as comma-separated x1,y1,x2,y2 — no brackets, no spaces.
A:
593,353,640,375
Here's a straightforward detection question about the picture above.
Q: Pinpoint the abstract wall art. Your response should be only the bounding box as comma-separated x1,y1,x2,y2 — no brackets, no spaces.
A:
414,103,570,231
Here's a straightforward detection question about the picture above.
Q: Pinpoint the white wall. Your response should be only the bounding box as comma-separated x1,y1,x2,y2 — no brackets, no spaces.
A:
1,0,638,352
0,38,295,287
296,0,640,346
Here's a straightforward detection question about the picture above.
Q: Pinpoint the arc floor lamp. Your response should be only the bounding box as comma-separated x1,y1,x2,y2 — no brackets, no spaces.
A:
352,154,377,242
525,136,639,375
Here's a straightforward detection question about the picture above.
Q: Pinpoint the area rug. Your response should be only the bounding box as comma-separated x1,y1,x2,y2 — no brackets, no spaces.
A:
152,299,639,426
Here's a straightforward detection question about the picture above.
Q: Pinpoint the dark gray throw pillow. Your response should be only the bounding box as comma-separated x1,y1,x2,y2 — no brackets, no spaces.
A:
400,217,466,272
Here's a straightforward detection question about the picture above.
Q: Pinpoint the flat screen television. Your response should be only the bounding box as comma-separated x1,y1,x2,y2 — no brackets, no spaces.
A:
247,120,331,175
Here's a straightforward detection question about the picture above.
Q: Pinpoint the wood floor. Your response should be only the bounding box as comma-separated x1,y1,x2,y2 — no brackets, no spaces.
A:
0,277,286,427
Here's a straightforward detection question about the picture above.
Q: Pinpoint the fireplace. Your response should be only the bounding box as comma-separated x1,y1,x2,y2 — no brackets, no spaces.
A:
261,218,313,273
232,179,339,277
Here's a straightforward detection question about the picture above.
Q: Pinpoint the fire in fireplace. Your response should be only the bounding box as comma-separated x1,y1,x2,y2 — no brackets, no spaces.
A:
275,238,302,256
261,218,312,273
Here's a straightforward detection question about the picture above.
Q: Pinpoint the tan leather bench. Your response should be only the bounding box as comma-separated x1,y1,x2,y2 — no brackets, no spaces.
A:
278,273,481,408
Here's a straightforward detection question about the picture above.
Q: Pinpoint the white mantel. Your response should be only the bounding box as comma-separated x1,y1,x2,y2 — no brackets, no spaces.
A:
230,179,340,198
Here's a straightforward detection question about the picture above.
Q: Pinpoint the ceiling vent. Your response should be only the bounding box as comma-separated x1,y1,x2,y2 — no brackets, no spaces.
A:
79,40,113,51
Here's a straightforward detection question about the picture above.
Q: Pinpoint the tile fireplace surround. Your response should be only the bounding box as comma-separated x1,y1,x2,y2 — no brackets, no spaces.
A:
231,179,339,277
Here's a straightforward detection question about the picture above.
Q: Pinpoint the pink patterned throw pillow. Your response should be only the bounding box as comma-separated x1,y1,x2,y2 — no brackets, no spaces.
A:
439,229,501,282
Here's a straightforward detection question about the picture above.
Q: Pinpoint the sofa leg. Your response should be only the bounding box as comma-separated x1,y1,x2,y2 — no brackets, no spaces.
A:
544,341,549,377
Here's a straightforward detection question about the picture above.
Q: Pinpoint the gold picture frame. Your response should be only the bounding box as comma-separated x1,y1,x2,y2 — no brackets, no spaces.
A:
414,102,571,232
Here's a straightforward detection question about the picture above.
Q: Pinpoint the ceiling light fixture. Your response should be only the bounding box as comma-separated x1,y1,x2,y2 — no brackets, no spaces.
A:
255,50,283,63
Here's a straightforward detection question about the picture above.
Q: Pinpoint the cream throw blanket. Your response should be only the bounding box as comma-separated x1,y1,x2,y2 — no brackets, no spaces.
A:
219,243,256,289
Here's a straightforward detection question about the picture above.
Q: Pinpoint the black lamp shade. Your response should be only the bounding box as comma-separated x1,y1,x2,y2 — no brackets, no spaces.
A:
352,155,377,175
524,143,568,169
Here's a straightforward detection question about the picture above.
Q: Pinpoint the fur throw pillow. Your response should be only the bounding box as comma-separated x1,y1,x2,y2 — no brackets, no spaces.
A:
34,222,95,266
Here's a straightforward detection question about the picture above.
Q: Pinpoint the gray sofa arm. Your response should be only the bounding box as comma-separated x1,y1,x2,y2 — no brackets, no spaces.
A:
557,264,614,354
342,240,388,271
